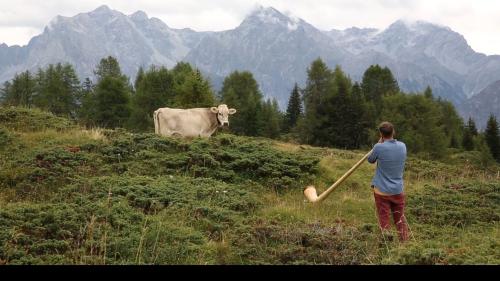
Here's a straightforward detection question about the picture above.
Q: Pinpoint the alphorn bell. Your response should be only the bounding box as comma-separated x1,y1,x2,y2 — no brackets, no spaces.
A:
304,149,373,203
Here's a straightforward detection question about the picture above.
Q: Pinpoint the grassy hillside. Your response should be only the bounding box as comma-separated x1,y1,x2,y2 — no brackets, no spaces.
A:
0,106,499,265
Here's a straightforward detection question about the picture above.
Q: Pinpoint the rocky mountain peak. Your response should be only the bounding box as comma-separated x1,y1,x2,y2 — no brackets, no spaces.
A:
84,4,123,22
240,6,302,31
130,10,149,21
91,5,113,14
384,19,453,36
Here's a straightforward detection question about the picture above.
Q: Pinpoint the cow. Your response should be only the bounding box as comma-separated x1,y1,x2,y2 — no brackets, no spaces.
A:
153,104,237,138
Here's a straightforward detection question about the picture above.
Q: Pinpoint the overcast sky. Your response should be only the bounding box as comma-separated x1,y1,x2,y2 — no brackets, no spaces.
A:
1,0,499,55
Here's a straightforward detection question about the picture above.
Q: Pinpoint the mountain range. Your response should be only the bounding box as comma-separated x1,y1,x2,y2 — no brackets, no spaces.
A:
459,80,500,128
0,5,499,125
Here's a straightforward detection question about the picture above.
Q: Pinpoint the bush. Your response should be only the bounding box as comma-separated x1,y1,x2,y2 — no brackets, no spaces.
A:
230,218,374,264
0,192,218,264
0,204,87,264
386,245,446,265
0,127,12,149
58,176,260,216
408,182,500,227
82,133,319,190
0,106,74,131
0,146,99,197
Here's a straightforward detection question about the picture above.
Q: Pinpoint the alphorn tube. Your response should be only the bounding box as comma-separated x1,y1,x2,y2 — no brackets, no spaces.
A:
304,149,373,203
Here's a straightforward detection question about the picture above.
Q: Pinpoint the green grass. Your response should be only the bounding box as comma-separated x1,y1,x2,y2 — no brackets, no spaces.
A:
0,106,499,264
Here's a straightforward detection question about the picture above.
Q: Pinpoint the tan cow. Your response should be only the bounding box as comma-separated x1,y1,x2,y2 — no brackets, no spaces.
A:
153,104,237,138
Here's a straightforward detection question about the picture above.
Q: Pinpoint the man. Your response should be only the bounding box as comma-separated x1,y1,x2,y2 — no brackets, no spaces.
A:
367,122,409,242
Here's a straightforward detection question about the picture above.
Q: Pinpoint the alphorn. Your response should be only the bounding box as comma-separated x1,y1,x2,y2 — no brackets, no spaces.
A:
304,149,373,203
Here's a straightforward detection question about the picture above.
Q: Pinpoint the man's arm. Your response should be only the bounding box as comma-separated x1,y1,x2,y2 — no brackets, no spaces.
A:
367,144,379,164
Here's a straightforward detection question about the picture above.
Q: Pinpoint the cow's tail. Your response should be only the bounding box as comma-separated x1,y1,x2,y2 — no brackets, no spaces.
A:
154,110,161,134
153,110,158,134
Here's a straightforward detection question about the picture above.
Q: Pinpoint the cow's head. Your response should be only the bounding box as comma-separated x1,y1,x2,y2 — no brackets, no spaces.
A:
211,104,237,127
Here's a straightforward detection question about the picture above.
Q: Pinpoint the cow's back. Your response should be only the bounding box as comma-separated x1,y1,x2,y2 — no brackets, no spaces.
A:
155,107,217,137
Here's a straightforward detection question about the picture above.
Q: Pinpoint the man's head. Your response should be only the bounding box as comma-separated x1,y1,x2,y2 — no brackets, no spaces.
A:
210,104,237,127
378,121,395,139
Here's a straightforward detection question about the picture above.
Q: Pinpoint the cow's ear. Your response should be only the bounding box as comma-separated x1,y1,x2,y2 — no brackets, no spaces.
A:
229,109,237,115
210,107,218,113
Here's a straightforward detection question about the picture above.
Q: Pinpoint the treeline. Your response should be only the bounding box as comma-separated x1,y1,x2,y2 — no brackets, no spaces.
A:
1,56,499,162
0,63,81,117
282,59,499,162
0,57,282,137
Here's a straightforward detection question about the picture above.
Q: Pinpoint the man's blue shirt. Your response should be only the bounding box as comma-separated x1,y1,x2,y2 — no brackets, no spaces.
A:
367,139,407,195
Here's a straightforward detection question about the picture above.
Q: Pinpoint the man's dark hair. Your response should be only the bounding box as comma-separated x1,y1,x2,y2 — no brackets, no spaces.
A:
379,122,394,138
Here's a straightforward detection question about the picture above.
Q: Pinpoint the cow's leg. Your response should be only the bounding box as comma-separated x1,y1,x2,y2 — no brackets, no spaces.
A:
199,128,216,138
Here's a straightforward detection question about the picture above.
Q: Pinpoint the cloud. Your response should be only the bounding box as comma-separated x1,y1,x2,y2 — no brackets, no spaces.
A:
0,0,499,54
0,26,40,46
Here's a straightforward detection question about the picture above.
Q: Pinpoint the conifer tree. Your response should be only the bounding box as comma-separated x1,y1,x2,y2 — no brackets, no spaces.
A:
381,92,447,159
220,71,263,136
283,83,302,133
171,62,194,88
94,76,131,128
260,98,282,139
477,135,496,167
2,71,36,107
129,66,175,131
424,86,433,99
462,117,477,151
78,78,96,126
437,98,463,148
462,126,474,151
135,66,145,90
300,58,333,145
485,114,500,162
34,63,80,116
361,65,399,117
321,66,368,148
94,56,128,83
468,117,478,136
84,56,131,128
352,82,373,147
0,81,11,104
174,69,215,108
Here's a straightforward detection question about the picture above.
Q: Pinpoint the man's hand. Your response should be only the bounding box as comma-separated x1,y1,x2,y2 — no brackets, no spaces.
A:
378,137,384,143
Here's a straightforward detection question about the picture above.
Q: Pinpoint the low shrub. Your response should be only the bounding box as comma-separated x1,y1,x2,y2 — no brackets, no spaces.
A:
83,133,319,189
408,182,500,227
229,218,376,264
0,107,74,131
0,127,12,149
